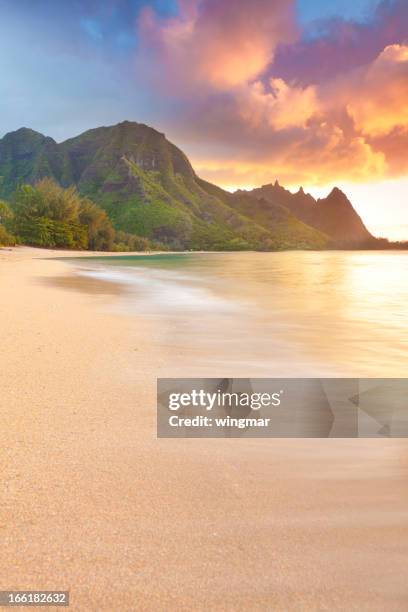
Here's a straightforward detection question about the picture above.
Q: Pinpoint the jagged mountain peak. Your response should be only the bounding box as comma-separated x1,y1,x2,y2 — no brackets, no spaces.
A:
243,182,372,244
324,186,349,201
329,186,344,196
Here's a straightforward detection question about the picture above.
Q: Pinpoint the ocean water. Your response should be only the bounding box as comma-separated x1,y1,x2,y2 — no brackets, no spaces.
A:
74,251,408,377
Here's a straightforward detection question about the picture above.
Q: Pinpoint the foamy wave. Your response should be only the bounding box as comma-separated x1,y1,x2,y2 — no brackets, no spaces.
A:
77,265,242,314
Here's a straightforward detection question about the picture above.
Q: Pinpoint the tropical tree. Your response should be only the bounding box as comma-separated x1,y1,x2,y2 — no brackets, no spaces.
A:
11,179,115,250
0,200,15,246
78,198,115,251
0,199,12,223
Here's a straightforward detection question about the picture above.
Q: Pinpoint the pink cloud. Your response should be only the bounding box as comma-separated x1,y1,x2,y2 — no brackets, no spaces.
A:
134,0,408,188
138,0,296,91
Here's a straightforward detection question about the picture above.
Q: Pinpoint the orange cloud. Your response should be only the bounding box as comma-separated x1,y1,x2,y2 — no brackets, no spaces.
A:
346,45,408,137
136,2,407,189
237,78,320,130
283,123,386,185
194,121,386,189
368,126,408,176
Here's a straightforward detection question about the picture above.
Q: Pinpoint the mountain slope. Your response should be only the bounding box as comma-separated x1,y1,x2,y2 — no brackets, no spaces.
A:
244,181,372,245
0,121,370,249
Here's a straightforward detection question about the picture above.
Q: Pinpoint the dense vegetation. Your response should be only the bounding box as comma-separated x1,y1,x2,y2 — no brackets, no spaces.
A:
5,178,114,249
0,200,15,245
0,178,159,251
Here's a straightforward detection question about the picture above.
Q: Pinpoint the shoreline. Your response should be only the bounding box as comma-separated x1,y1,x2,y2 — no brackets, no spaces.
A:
2,244,408,261
1,247,408,610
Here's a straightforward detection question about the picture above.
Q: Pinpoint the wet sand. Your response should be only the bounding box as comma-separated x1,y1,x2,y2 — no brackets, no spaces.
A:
1,247,407,611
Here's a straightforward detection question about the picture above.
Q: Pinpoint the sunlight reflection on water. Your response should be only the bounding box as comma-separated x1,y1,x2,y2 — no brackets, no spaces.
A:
77,251,408,377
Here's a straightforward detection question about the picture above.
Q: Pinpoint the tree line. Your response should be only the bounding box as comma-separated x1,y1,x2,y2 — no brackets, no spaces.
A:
0,178,152,251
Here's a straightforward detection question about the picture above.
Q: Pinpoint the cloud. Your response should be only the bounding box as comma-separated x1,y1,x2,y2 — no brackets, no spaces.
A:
138,0,296,91
273,0,408,85
193,123,386,189
317,42,408,177
346,44,408,137
237,78,320,130
368,126,408,176
134,0,407,188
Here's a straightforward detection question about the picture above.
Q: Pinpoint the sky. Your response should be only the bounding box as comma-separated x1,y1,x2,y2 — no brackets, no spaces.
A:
0,0,407,239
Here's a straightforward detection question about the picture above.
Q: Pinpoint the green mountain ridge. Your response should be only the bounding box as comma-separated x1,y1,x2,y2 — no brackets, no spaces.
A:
0,121,373,250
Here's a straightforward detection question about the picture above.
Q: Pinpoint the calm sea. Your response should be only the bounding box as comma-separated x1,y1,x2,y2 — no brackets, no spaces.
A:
74,251,408,377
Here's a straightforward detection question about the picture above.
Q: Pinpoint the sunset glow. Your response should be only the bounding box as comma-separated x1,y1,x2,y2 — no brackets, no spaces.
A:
0,0,407,238
1,5,408,607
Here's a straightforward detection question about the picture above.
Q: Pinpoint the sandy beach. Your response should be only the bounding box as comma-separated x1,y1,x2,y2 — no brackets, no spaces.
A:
1,246,407,611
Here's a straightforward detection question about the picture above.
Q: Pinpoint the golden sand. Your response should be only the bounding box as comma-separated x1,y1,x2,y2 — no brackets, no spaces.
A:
0,247,407,610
